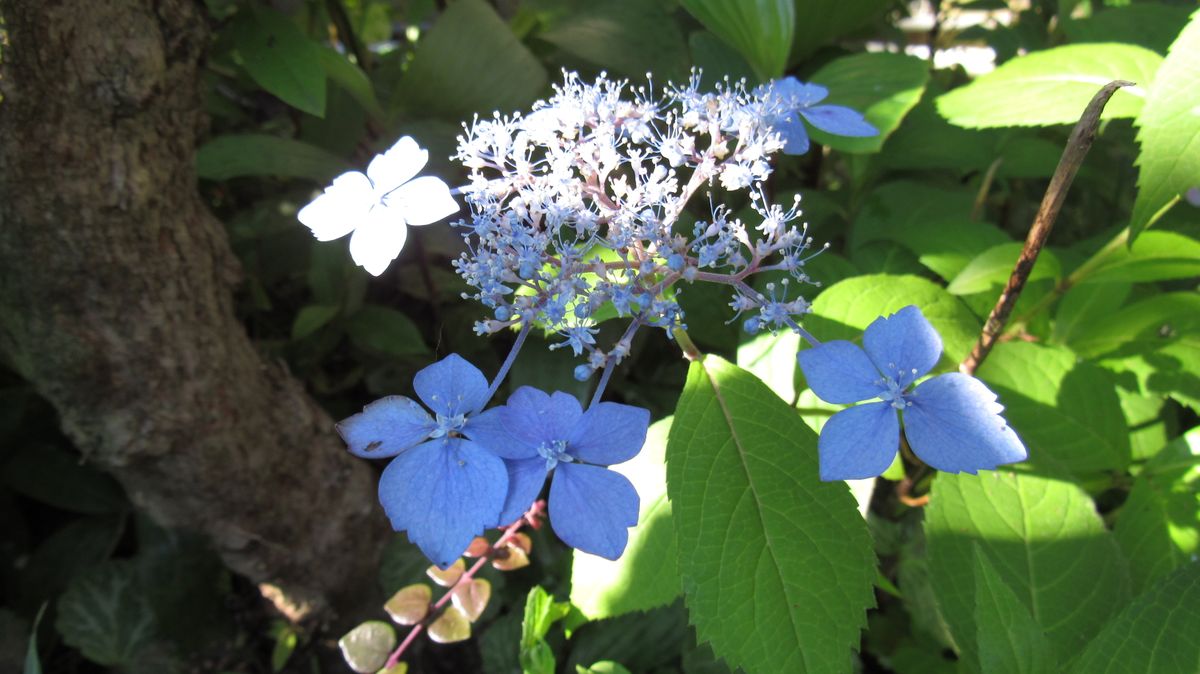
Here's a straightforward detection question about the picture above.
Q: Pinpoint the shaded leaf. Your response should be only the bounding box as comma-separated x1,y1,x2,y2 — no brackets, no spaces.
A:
291,305,340,341
679,0,794,80
3,444,125,515
540,0,689,81
347,306,429,358
1063,3,1194,54
809,53,930,153
196,135,349,181
318,47,385,120
56,561,156,667
936,44,1161,128
231,7,326,116
791,0,890,62
570,418,681,619
667,356,876,673
971,544,1054,674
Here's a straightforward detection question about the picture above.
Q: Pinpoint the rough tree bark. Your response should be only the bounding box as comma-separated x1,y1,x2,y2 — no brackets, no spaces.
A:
0,0,386,616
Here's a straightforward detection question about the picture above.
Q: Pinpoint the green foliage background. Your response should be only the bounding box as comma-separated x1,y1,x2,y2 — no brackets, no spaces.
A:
3,0,1198,672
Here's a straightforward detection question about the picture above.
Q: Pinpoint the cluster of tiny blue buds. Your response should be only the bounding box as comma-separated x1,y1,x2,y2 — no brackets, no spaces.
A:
450,71,862,378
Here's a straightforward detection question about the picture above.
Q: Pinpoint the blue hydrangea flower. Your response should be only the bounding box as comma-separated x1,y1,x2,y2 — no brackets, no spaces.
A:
796,306,1027,481
469,387,648,560
337,354,508,567
761,78,878,155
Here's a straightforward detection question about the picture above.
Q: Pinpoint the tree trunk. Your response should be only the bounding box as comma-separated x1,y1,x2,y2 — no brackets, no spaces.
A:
0,0,386,616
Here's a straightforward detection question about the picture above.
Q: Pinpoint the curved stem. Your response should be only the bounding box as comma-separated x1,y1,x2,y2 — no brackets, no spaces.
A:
588,319,643,409
672,327,703,361
485,322,531,405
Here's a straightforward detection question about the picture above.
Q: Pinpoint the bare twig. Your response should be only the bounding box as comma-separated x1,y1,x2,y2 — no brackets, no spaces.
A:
960,80,1134,375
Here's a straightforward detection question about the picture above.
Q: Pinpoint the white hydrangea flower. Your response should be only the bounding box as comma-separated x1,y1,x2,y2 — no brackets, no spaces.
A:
297,136,459,276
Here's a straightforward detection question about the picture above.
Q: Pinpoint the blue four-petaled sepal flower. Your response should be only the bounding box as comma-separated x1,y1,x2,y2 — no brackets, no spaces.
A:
760,77,879,155
796,305,1027,481
336,354,508,568
468,387,648,560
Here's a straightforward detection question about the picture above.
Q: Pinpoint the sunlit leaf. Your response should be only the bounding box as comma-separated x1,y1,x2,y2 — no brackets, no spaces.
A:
384,584,432,626
337,621,396,674
428,606,472,644
451,578,492,622
679,0,794,80
426,559,465,587
809,53,930,153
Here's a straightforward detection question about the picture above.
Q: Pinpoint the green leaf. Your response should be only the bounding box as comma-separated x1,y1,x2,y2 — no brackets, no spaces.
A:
540,0,689,81
3,444,125,514
977,342,1131,473
1065,292,1200,360
947,243,1061,295
1080,231,1200,284
808,52,930,153
678,0,794,80
570,418,681,619
56,561,156,667
688,31,756,84
520,587,570,674
936,44,1162,128
14,515,124,614
346,306,429,358
806,274,982,365
564,604,688,673
667,356,876,673
851,182,1011,282
401,0,548,119
338,621,396,674
291,305,341,341
1105,338,1200,413
737,329,800,403
1052,281,1132,347
576,662,632,674
971,544,1054,674
1063,3,1195,54
790,0,889,62
231,7,326,116
318,47,385,120
1131,10,1200,238
1066,561,1200,674
196,135,349,181
925,470,1130,667
1114,428,1200,594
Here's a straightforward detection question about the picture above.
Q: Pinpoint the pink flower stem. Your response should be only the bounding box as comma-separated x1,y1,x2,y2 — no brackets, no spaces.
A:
384,501,546,669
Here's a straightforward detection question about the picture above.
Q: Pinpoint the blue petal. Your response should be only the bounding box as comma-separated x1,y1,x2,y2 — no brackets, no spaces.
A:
548,463,639,560
413,354,490,417
568,402,650,466
818,402,900,481
501,387,583,447
770,77,828,106
903,373,1028,474
496,457,548,526
337,396,433,458
862,305,943,388
462,407,537,460
378,437,508,568
777,113,811,155
799,105,878,137
797,340,883,404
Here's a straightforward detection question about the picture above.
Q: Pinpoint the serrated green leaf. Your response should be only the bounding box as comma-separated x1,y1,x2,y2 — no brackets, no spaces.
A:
232,7,326,116
925,470,1130,667
1063,3,1194,54
291,305,340,341
1080,231,1200,284
971,544,1054,674
346,306,429,358
56,561,156,667
806,274,982,365
808,52,930,153
679,0,793,81
667,356,876,673
1114,428,1200,594
541,0,689,81
196,135,349,181
1106,337,1200,412
1130,9,1200,238
948,243,1061,295
571,418,680,619
401,0,547,119
977,341,1131,473
936,43,1162,128
1066,561,1200,674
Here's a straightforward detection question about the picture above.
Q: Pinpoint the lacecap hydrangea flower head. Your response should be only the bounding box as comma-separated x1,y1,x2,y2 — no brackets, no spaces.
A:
797,305,1027,481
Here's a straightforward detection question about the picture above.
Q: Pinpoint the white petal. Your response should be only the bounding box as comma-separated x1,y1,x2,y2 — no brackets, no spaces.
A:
389,176,460,227
367,136,427,193
349,207,408,276
297,171,373,241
